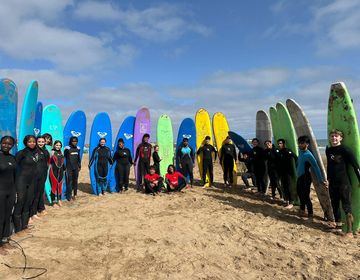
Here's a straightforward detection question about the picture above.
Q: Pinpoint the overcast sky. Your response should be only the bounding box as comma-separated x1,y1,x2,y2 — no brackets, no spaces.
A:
1,0,360,141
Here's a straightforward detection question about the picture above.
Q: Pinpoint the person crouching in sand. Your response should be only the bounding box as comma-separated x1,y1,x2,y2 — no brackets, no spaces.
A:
144,166,163,195
165,164,188,192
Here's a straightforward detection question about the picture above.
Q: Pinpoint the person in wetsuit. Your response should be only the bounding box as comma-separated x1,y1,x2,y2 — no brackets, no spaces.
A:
277,138,298,209
220,136,237,186
249,138,266,194
14,135,38,234
165,164,187,192
30,136,50,220
144,165,164,195
238,152,256,188
89,138,113,196
197,136,217,187
134,133,152,192
264,140,282,199
49,140,66,207
0,136,16,255
296,135,326,218
326,129,360,237
152,145,161,175
64,136,81,201
113,138,133,192
176,138,195,186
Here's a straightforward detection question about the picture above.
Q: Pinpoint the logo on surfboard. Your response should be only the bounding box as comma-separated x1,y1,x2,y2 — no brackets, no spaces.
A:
182,134,192,139
124,133,133,140
34,128,40,136
97,132,107,138
71,131,82,137
139,123,148,134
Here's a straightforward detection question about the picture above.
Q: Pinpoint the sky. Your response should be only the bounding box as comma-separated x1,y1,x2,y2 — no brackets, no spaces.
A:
1,0,360,141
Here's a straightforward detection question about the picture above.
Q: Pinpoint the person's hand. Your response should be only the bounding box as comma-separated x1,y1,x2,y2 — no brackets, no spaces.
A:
154,180,158,184
323,180,329,188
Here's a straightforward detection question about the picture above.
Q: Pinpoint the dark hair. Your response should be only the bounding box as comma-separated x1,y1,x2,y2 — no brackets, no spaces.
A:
277,138,286,144
167,164,176,173
329,129,343,138
117,138,124,144
42,133,53,145
23,135,36,147
99,137,106,143
252,138,259,143
53,140,63,149
205,136,211,140
1,136,15,145
183,138,189,142
149,165,156,170
36,135,45,141
69,136,78,145
298,135,310,144
154,144,159,149
142,134,150,141
264,140,272,145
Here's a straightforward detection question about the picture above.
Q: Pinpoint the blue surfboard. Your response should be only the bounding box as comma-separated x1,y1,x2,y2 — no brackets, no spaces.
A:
89,112,112,195
34,102,43,137
109,116,135,192
18,81,38,150
176,118,196,172
0,79,17,154
62,110,87,199
228,131,252,154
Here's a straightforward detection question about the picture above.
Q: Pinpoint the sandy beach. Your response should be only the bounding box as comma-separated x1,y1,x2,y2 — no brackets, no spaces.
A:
1,157,359,280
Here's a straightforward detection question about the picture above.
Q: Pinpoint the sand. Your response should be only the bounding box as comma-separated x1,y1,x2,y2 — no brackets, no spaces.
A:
1,157,360,280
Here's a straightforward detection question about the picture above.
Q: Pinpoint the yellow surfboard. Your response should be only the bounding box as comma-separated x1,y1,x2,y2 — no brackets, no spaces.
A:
195,108,214,187
212,112,238,186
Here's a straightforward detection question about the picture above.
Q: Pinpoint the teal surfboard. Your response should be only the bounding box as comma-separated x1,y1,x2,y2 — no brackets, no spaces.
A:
157,114,174,176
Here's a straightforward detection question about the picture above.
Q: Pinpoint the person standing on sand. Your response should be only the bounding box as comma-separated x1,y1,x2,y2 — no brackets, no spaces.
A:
264,140,282,199
176,138,195,187
113,138,133,192
249,138,266,194
64,136,81,201
49,141,66,207
296,135,326,219
0,136,16,255
152,145,161,175
197,136,217,187
220,136,237,186
89,138,113,196
277,139,297,209
326,129,360,238
134,133,152,192
144,165,163,195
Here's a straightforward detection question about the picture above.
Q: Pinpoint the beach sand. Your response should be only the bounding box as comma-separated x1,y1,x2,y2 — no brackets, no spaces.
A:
1,157,359,280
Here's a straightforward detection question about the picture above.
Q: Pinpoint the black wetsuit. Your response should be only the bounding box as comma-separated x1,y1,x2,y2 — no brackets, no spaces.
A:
152,151,161,175
134,142,152,190
264,147,282,198
64,145,81,200
249,146,266,193
89,146,113,194
0,151,16,244
113,147,133,192
238,153,256,187
278,148,297,203
31,147,49,216
326,145,360,222
197,144,217,185
14,147,38,232
220,143,237,184
49,150,65,202
176,144,195,185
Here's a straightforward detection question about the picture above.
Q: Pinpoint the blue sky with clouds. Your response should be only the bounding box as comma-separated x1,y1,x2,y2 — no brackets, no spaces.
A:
1,0,360,139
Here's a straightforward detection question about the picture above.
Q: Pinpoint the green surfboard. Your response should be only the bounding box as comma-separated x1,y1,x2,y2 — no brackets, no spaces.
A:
328,82,360,232
157,114,174,176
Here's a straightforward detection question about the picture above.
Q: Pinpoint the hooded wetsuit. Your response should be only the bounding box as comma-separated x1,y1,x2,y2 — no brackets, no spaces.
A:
89,145,113,194
113,147,133,192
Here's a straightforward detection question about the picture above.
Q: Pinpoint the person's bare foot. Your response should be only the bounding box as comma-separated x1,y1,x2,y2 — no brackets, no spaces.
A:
28,217,34,224
53,203,59,208
345,232,354,238
33,214,41,220
328,221,337,229
39,210,47,216
58,200,63,207
0,246,8,255
285,204,293,209
14,231,27,237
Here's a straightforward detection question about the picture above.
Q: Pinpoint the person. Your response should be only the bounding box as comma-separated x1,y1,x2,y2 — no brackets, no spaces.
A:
152,145,161,175
176,138,195,186
249,138,266,194
13,135,38,234
144,165,164,195
49,140,66,207
220,136,237,186
113,138,133,192
165,164,188,192
264,140,282,199
30,136,50,220
196,136,217,187
238,152,256,188
0,136,16,255
43,133,53,147
134,133,152,191
277,138,298,209
64,136,81,201
296,135,326,218
326,129,360,237
89,138,113,196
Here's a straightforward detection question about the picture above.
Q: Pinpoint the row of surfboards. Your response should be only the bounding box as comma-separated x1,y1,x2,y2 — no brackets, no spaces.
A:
1,78,359,232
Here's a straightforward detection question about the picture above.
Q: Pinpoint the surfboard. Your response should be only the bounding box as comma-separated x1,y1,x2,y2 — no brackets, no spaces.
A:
256,110,272,148
42,104,64,203
0,78,17,154
269,106,280,144
176,118,196,174
228,131,252,154
18,80,38,150
34,102,43,137
61,110,87,199
286,99,334,221
328,82,360,232
89,112,112,195
195,108,213,187
275,102,299,205
212,112,237,186
133,107,151,182
109,116,135,192
157,114,174,176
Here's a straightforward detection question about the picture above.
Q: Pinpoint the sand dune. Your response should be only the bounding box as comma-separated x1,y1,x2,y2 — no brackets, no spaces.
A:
0,157,359,280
